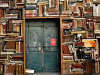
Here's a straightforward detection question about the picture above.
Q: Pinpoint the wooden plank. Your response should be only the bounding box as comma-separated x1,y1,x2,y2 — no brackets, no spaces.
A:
60,17,63,75
1,52,14,54
25,17,60,19
93,1,100,4
71,31,86,34
23,17,25,75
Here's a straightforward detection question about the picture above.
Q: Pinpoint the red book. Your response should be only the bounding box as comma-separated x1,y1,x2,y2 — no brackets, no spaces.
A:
1,9,4,17
3,24,6,34
72,20,75,27
75,42,84,46
71,65,83,68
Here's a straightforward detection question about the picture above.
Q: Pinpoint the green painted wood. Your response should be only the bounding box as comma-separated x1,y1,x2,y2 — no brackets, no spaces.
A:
44,52,57,71
25,19,60,73
28,52,43,72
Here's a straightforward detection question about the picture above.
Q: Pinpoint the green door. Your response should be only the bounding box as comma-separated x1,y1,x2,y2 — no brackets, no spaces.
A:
25,19,60,73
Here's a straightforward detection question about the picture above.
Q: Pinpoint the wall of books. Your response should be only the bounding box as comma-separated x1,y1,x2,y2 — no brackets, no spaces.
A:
0,0,25,75
61,0,100,75
1,0,100,75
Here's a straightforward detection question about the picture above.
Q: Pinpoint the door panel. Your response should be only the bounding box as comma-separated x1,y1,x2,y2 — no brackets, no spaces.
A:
25,19,60,73
44,46,58,51
28,52,43,72
44,52,57,71
29,27,43,46
44,27,57,46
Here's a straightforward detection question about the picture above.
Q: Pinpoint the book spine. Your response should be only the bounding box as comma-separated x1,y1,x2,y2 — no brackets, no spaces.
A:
37,6,39,17
20,42,22,53
18,64,22,74
39,5,43,17
21,63,24,74
3,24,6,34
16,63,18,75
63,0,66,11
1,9,4,17
49,0,51,8
60,4,63,15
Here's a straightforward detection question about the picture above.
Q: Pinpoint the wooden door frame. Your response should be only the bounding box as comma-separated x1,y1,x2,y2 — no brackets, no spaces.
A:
24,17,71,75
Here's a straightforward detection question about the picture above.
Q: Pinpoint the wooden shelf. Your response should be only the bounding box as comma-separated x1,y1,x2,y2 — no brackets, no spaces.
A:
62,34,73,37
12,55,23,58
25,17,60,19
94,30,100,34
6,33,20,36
4,40,16,41
0,34,6,36
1,52,14,54
17,3,25,4
93,1,100,4
71,31,86,34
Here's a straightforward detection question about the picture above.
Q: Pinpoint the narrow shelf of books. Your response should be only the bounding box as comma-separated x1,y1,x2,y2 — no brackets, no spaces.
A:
0,0,25,75
61,0,100,75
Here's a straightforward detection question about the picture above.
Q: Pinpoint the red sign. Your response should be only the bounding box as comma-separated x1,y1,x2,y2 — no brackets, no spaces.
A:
51,39,56,46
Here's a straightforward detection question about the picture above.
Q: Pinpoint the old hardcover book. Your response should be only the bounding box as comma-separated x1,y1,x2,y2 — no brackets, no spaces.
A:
16,42,22,53
6,63,15,74
63,0,66,11
0,64,3,74
13,25,20,33
3,23,6,34
39,5,43,16
77,20,82,27
0,41,3,53
17,0,22,3
62,45,70,54
0,24,3,34
60,4,63,15
5,41,16,50
16,63,18,75
18,64,22,74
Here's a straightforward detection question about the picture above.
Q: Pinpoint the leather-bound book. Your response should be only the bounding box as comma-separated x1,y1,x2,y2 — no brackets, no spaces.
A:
0,41,3,53
63,62,70,74
13,25,20,33
16,63,18,75
6,64,15,74
0,64,2,74
39,5,43,17
16,42,22,53
62,45,70,54
77,20,82,27
21,63,24,74
63,0,66,11
3,23,6,34
18,64,22,74
17,0,22,3
0,24,3,34
5,41,16,50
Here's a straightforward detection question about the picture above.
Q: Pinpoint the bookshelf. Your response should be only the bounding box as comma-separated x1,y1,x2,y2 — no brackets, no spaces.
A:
0,0,100,75
0,0,25,75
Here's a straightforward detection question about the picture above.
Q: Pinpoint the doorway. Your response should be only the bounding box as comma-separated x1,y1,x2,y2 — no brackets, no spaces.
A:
25,19,60,73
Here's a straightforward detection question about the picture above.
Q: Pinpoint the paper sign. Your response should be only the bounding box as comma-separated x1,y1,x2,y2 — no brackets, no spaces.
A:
51,39,56,46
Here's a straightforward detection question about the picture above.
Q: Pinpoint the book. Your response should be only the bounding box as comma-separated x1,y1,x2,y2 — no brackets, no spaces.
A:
5,41,16,50
17,0,22,3
6,63,15,74
16,42,23,53
0,64,3,74
13,24,20,33
3,23,6,34
0,24,3,34
26,10,36,17
39,5,43,16
0,41,3,53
